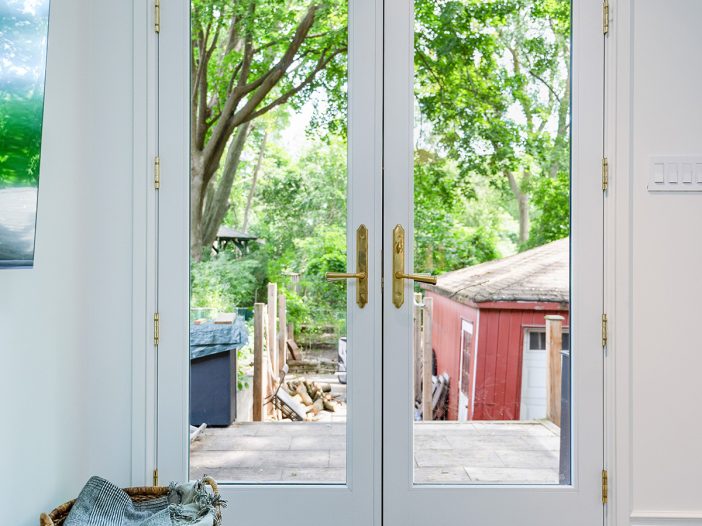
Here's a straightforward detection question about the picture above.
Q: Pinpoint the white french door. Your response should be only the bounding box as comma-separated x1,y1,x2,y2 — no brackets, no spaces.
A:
156,0,382,524
154,0,604,524
382,0,604,525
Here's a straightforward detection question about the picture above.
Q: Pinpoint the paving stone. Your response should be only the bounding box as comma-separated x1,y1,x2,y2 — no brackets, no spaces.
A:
465,467,559,484
414,466,472,483
290,435,346,451
189,420,560,484
281,468,346,483
414,449,505,468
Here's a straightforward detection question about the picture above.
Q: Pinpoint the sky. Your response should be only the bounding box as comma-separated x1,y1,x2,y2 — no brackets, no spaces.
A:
0,0,50,94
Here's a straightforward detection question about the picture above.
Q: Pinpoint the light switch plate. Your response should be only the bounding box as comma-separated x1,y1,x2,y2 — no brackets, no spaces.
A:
649,156,702,192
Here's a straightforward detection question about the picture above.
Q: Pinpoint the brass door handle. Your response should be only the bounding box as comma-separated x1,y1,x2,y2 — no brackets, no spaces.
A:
394,272,437,285
392,224,437,308
327,272,366,280
325,225,369,308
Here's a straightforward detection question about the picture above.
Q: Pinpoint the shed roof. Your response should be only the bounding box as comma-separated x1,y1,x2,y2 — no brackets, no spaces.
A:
426,237,569,305
216,226,258,241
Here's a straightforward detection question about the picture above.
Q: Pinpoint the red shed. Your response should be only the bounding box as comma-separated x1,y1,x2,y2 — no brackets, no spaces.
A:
424,238,569,422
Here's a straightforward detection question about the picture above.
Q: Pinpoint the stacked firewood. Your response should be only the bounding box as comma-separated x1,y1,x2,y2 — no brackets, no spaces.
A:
284,378,340,416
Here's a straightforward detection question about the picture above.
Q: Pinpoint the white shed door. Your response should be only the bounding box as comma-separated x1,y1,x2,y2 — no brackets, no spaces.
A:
520,330,547,421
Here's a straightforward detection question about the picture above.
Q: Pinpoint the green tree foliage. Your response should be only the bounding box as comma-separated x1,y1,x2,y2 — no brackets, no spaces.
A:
190,0,347,259
190,253,265,311
414,0,571,248
190,0,573,337
254,137,347,328
414,149,498,273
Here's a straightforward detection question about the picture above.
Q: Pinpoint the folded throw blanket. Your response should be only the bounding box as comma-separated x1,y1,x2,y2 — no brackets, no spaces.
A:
64,476,224,526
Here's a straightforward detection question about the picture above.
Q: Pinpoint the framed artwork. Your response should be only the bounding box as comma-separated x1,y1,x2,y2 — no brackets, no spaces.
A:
0,0,50,268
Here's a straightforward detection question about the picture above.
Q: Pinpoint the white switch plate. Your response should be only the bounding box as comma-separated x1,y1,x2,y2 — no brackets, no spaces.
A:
649,156,702,192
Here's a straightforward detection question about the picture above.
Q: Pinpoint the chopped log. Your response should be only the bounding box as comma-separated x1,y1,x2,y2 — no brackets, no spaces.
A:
319,383,332,393
295,383,314,406
323,400,336,412
310,398,324,415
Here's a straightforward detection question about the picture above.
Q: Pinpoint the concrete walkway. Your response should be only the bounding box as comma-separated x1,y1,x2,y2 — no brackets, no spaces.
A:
190,420,560,484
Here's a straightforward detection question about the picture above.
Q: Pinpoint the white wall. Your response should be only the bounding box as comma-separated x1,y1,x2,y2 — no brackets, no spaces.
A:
611,1,702,524
0,1,136,524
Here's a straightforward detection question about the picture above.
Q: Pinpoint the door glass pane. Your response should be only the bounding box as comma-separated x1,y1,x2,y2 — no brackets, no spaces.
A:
188,0,348,484
412,0,572,485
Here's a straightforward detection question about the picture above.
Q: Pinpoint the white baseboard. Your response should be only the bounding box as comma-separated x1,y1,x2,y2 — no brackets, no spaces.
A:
631,512,702,526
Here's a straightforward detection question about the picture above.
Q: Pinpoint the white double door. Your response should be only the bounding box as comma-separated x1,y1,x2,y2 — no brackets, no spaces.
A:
155,0,604,525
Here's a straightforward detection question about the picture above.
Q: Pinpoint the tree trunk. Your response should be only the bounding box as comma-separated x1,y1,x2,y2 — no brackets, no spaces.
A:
506,170,530,246
202,121,252,247
549,59,571,179
191,153,207,261
242,130,268,233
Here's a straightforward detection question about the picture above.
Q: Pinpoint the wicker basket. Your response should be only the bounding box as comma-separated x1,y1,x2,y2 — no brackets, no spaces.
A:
40,477,221,526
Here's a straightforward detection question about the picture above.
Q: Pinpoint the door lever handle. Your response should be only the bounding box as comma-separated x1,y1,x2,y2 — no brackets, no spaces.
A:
325,225,369,308
392,224,437,307
394,272,437,286
326,272,367,280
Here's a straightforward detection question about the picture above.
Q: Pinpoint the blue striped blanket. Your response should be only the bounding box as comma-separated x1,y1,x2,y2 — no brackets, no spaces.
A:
64,477,223,526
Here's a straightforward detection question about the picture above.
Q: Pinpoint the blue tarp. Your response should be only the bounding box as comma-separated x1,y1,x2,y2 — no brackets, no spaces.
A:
190,317,249,360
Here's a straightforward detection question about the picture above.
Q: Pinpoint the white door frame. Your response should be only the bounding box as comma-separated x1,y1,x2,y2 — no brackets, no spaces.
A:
382,1,605,526
154,0,383,524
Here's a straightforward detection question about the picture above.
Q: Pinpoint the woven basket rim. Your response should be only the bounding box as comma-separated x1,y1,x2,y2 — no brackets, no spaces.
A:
41,478,220,526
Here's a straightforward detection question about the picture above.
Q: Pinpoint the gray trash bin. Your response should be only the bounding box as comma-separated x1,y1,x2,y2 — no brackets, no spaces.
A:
190,317,249,426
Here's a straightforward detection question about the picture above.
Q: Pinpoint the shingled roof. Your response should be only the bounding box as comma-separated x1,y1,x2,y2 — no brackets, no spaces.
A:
426,237,569,305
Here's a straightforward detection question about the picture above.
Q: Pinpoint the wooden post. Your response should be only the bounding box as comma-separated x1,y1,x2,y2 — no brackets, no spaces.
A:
267,283,278,375
253,303,265,422
413,292,422,403
422,297,434,421
278,293,287,370
545,315,565,426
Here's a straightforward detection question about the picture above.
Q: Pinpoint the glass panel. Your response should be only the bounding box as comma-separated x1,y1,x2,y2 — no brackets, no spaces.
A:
0,0,50,268
188,0,348,484
412,0,572,485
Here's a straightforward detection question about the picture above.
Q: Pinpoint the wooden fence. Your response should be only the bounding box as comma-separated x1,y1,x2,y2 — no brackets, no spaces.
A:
252,283,290,421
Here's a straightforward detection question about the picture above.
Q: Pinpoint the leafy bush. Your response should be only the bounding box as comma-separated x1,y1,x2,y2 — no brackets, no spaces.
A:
190,253,266,312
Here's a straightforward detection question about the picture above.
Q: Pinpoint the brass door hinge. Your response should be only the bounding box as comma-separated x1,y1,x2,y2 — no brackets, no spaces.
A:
153,468,159,487
603,0,610,35
154,156,161,189
601,313,608,348
154,0,161,33
602,157,609,191
153,312,160,346
602,469,609,504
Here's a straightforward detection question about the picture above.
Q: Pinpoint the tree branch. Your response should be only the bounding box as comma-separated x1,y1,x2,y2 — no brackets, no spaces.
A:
245,46,345,123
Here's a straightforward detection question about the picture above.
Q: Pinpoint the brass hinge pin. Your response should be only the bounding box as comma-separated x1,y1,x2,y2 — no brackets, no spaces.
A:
602,313,608,348
603,0,610,35
602,157,609,191
154,0,161,34
602,469,609,504
154,156,161,190
153,468,159,487
154,312,160,346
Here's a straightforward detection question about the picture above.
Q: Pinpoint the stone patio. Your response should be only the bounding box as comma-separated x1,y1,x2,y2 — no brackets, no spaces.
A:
190,420,561,484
